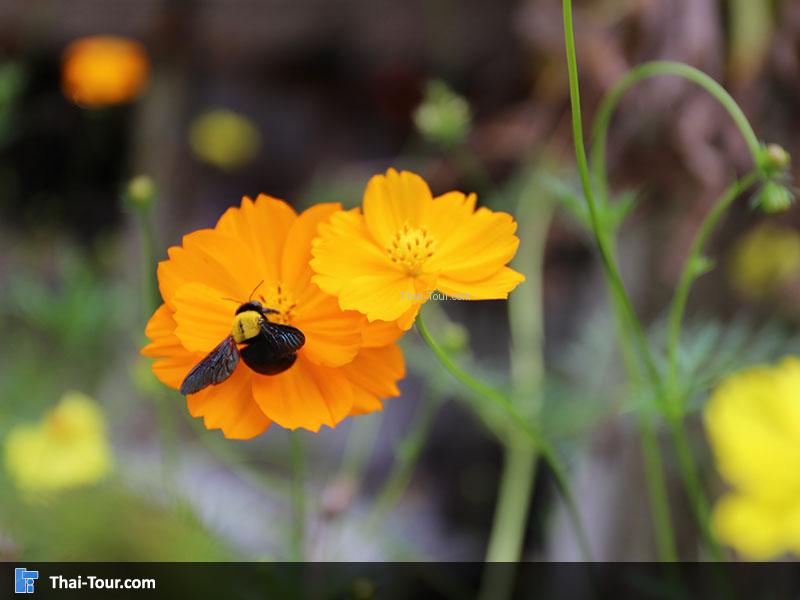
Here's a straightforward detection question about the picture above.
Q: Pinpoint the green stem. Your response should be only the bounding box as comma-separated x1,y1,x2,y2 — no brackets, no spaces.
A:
638,412,677,561
562,0,729,561
483,180,551,566
590,61,762,204
369,391,441,525
562,0,661,389
666,171,760,385
289,431,306,561
415,313,593,561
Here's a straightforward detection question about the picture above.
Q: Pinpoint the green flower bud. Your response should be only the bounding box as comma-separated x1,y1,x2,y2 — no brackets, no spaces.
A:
757,143,791,178
440,321,469,353
756,180,794,214
125,175,156,210
413,80,471,150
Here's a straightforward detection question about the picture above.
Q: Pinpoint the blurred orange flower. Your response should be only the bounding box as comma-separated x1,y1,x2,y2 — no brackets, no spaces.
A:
142,197,405,439
310,169,525,328
62,35,149,108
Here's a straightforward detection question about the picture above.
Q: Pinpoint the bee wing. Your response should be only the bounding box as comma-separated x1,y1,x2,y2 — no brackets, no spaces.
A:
180,336,240,395
259,321,306,357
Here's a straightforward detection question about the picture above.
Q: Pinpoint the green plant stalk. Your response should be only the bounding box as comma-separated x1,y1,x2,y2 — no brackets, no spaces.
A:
590,61,762,205
613,297,678,562
415,313,593,561
562,0,728,560
483,182,552,567
289,431,306,561
561,0,661,389
666,171,760,386
369,391,441,525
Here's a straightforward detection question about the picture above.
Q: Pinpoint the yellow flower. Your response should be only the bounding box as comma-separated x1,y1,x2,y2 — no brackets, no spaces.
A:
189,109,262,171
310,169,524,328
728,223,800,300
142,196,405,438
4,392,112,492
704,357,800,559
62,36,149,108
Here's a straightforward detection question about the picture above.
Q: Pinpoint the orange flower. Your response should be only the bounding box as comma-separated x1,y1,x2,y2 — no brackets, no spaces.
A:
62,36,149,108
310,169,525,327
142,197,405,439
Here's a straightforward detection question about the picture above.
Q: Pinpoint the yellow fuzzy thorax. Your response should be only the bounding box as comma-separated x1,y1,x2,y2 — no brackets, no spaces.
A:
232,311,263,343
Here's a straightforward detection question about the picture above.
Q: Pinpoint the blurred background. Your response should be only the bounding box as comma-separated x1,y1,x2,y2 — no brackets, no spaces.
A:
1,0,800,563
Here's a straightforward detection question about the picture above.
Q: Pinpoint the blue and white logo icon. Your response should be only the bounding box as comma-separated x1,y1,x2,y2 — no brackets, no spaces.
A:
14,568,38,594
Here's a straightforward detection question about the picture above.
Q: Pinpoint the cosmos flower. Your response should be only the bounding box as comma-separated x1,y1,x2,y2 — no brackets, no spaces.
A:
310,169,525,328
704,357,800,559
61,35,149,108
142,196,405,439
4,392,112,492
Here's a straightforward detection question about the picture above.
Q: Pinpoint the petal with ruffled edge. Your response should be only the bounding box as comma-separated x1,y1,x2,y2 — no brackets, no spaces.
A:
215,195,296,284
428,206,522,283
141,304,204,389
158,229,258,308
344,344,405,415
362,169,433,247
186,366,270,440
281,202,342,293
436,266,525,300
252,357,354,431
173,282,235,353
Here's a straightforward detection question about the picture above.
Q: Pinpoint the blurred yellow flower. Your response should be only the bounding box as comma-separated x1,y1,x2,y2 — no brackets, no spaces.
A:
62,35,149,108
728,223,800,300
4,392,112,492
704,357,800,559
189,109,261,171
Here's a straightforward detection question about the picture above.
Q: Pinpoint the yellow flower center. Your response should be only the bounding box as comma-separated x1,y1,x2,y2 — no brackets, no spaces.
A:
259,282,296,324
387,223,437,276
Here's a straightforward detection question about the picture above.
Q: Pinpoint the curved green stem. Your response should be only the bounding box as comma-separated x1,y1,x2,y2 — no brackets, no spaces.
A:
562,0,662,389
415,313,593,561
666,171,760,386
590,61,762,204
563,0,735,560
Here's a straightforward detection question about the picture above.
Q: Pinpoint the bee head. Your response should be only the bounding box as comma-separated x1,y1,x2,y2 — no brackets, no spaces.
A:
236,300,263,315
232,310,264,343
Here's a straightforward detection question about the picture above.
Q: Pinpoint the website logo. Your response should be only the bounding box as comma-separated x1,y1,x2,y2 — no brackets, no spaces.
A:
14,568,39,594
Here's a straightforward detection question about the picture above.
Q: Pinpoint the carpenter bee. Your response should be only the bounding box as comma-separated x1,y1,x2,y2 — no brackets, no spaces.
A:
179,299,305,395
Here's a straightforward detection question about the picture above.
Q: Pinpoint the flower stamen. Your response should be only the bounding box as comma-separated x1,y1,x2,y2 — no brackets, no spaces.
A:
260,282,296,324
387,223,437,276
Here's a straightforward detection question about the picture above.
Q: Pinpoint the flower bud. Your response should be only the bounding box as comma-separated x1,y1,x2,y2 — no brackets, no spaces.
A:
125,175,156,210
440,321,469,353
757,143,791,177
756,180,794,214
413,80,471,149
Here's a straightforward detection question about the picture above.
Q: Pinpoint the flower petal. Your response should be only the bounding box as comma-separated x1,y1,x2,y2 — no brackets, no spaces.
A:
361,319,406,347
436,266,525,300
215,194,296,284
293,284,363,367
252,358,354,431
338,272,421,323
158,230,256,308
281,202,342,294
173,282,235,353
311,208,401,296
362,169,433,246
343,344,405,415
142,304,204,389
428,206,521,282
186,366,270,439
